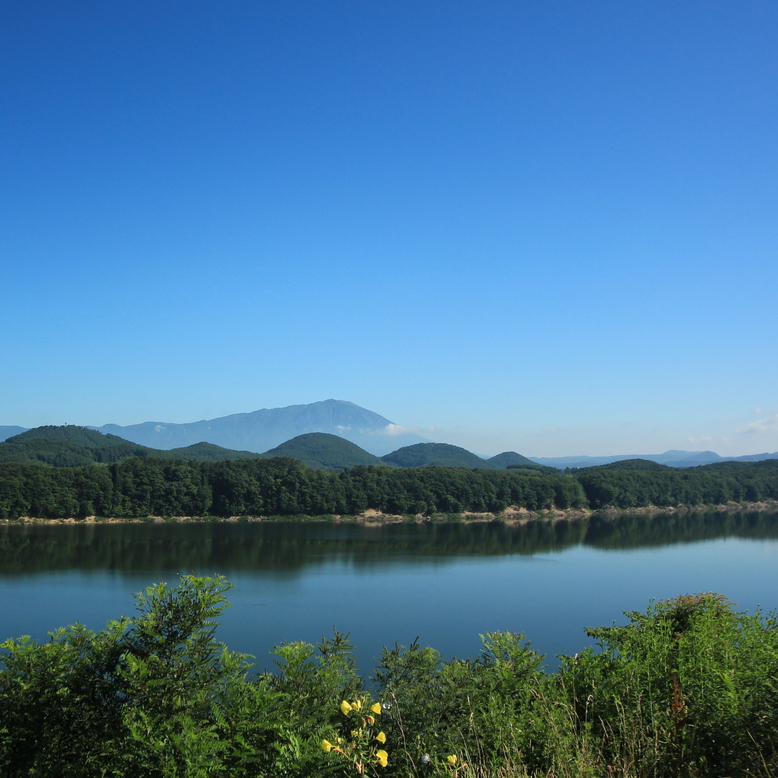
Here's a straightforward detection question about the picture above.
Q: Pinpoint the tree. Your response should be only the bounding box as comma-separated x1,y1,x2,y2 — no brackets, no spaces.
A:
0,575,252,777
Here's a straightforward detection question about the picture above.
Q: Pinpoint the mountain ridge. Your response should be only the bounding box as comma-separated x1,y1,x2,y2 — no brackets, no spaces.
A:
1,401,776,466
90,399,428,456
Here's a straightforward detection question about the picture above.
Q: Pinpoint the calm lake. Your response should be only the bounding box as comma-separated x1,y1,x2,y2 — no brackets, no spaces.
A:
1,510,778,674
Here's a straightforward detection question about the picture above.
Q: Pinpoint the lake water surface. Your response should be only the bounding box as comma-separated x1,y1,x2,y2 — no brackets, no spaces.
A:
1,511,777,674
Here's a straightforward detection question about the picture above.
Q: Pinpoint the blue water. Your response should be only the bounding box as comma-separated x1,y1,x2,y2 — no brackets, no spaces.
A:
1,516,777,673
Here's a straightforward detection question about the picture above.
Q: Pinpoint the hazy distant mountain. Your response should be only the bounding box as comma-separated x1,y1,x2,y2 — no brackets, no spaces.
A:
0,426,28,442
261,433,385,471
93,400,429,456
731,451,778,462
531,450,778,469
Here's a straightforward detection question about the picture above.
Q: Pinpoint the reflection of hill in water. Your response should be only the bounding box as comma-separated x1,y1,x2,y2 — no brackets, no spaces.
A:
1,511,777,575
585,510,778,549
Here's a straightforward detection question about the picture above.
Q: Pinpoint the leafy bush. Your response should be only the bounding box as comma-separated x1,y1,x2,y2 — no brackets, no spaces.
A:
1,578,777,777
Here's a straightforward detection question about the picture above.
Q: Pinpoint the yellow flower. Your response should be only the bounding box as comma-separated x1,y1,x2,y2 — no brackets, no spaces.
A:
375,731,387,744
375,749,389,767
321,739,333,753
352,699,363,711
340,700,353,715
370,702,382,715
447,754,458,766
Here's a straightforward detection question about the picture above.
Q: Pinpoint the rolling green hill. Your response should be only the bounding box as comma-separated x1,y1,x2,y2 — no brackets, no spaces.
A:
260,433,385,471
9,425,138,449
486,451,537,469
1,425,541,474
575,458,674,473
505,463,560,475
381,443,547,470
0,438,101,467
1,426,154,466
0,426,262,467
165,442,261,461
381,442,490,469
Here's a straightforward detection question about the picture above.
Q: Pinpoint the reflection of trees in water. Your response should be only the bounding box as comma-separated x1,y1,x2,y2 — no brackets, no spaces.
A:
0,512,776,575
584,510,778,550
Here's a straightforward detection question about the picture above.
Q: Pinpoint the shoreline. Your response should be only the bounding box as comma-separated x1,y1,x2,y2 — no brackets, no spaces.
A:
2,499,778,526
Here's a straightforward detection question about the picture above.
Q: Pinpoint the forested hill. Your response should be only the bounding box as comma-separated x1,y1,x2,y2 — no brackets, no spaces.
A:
0,426,260,467
260,433,386,470
3,426,777,516
163,443,261,462
487,450,538,469
381,442,490,468
574,458,674,472
1,426,154,466
11,425,142,449
1,454,777,520
0,426,543,473
380,442,541,471
574,458,778,509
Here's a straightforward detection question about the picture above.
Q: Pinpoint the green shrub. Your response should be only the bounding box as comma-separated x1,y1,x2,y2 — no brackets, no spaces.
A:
1,579,777,777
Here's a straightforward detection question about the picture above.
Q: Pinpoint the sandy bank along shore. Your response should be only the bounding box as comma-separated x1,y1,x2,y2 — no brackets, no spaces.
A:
2,500,777,525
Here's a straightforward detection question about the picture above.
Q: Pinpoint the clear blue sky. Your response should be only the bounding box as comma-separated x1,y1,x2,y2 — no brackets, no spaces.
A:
2,1,776,457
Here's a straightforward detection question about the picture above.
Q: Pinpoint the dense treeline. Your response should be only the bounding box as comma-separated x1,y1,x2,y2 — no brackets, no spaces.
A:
0,458,587,519
576,459,778,508
1,576,777,777
0,457,777,520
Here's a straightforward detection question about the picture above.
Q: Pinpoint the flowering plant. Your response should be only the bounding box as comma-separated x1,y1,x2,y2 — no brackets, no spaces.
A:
322,698,388,775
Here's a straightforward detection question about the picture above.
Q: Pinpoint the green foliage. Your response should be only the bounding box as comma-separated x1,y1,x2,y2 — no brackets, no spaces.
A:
165,442,262,461
0,575,255,777
0,425,262,469
1,449,777,520
381,443,491,469
486,451,539,469
577,458,674,472
0,458,588,519
374,633,546,775
8,425,130,449
505,462,560,475
261,433,386,471
574,459,778,508
3,579,776,776
1,425,156,467
321,697,389,775
555,593,778,777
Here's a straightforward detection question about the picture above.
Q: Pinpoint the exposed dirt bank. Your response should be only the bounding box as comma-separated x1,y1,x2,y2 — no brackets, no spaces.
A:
2,500,777,525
